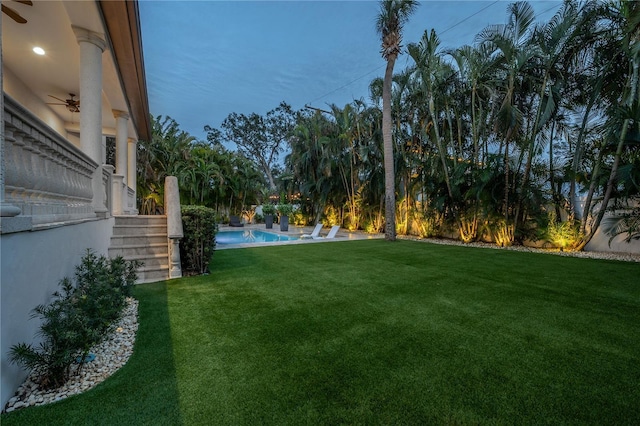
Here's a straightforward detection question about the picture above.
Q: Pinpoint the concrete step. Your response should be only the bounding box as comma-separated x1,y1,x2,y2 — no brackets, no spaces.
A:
115,253,169,269
108,243,168,257
114,215,167,226
110,215,170,284
112,224,167,236
110,233,168,246
136,267,171,284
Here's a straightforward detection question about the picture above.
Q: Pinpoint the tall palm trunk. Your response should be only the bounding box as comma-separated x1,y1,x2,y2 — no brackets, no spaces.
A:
577,6,640,250
426,95,453,201
514,72,549,232
383,58,397,240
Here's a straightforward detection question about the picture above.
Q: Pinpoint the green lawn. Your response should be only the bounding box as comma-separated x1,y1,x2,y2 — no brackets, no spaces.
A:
2,239,639,425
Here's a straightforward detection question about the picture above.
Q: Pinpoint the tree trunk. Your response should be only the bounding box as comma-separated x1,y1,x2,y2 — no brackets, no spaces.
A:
383,56,397,241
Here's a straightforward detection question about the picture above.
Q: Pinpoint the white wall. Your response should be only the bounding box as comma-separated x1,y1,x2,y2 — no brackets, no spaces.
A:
585,227,640,254
0,217,114,407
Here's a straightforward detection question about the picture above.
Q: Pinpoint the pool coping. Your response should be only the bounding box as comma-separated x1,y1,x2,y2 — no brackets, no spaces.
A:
216,224,383,250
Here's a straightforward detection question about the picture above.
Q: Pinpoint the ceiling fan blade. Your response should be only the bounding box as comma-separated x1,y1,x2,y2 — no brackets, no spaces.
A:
46,103,66,106
48,95,67,103
13,1,34,5
2,4,27,23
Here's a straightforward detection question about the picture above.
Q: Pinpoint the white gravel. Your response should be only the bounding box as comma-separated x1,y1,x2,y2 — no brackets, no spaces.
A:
3,298,138,413
399,236,640,262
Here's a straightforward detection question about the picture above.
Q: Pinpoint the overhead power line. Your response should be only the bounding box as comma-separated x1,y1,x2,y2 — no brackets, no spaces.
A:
306,0,560,109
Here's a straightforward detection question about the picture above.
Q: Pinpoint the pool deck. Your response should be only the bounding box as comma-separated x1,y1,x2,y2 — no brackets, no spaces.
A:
216,224,383,249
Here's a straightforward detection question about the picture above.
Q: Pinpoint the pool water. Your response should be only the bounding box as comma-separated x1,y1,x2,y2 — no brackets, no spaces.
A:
217,230,300,245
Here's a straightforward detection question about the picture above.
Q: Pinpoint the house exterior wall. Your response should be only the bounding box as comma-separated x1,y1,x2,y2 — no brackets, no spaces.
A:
1,0,150,409
0,217,114,407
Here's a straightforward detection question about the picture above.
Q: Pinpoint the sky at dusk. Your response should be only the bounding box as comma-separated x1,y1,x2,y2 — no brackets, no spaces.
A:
139,0,562,142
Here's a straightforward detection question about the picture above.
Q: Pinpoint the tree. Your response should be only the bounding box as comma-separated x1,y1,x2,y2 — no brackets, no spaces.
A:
137,115,195,213
376,0,418,241
477,1,538,243
576,0,640,249
207,102,295,191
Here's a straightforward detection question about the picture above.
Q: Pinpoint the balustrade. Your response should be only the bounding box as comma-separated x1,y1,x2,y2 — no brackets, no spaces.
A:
3,95,98,226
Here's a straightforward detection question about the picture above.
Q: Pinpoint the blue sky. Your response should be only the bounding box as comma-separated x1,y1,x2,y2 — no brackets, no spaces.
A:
139,0,562,141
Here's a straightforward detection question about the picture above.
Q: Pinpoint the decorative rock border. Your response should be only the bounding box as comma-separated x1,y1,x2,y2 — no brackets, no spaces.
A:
3,298,139,413
399,235,640,262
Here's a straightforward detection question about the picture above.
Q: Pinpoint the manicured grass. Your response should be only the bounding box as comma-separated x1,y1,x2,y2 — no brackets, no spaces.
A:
3,239,639,424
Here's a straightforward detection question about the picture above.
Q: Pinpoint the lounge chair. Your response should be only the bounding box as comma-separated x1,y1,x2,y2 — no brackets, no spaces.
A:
313,225,340,240
229,215,244,227
301,223,323,239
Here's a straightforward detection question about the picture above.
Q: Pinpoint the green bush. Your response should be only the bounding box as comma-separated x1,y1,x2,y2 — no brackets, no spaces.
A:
276,204,294,216
9,250,140,389
261,204,276,215
180,205,218,275
544,212,583,251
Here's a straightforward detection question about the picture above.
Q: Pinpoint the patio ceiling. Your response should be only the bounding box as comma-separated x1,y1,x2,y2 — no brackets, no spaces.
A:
2,0,150,141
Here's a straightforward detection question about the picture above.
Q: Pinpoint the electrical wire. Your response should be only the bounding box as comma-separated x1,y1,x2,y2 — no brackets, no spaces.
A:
306,0,561,107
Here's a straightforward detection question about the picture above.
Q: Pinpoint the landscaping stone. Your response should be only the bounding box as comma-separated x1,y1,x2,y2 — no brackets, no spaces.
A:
2,298,138,413
399,236,640,263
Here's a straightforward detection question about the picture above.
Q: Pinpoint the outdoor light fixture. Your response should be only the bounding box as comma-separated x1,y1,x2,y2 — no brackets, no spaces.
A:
33,46,45,55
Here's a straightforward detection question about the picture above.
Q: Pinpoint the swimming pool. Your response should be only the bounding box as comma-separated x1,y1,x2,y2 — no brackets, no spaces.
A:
216,230,300,245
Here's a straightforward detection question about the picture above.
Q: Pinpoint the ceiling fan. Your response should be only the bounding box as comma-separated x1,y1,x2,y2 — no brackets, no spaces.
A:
47,93,80,113
1,0,32,24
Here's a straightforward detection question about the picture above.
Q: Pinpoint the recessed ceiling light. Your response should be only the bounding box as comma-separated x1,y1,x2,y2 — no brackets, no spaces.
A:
33,47,45,56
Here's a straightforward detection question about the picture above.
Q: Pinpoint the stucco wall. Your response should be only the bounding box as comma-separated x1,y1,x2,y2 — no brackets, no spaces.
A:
585,227,640,254
0,217,114,407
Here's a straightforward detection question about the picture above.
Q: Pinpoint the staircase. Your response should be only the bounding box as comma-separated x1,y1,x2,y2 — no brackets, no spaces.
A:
109,215,170,283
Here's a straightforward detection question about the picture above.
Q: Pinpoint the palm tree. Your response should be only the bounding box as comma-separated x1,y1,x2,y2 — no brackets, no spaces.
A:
477,1,537,243
376,0,418,241
576,0,640,249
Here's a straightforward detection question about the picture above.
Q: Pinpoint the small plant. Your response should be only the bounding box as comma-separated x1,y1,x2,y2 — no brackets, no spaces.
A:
180,205,218,275
261,204,276,215
9,250,140,389
291,209,306,226
276,204,294,217
242,208,257,224
493,219,515,247
545,212,583,251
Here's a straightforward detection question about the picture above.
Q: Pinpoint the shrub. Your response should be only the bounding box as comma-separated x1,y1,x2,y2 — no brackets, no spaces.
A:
180,205,218,275
9,250,140,389
545,212,583,251
276,204,294,217
290,209,306,226
261,204,276,215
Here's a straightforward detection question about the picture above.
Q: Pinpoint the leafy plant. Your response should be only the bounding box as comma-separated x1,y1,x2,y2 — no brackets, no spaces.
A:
276,203,294,217
9,251,140,388
261,204,276,215
180,205,218,275
545,212,583,251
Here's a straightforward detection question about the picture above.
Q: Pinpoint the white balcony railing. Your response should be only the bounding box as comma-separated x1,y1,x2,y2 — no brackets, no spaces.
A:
3,95,99,227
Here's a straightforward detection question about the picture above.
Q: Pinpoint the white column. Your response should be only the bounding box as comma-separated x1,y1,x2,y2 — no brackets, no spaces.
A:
113,110,129,183
101,135,107,165
127,138,138,214
73,26,107,215
113,110,129,214
127,138,137,190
